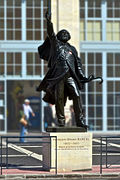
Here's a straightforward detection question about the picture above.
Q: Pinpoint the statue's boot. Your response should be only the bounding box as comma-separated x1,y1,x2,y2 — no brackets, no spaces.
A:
58,119,65,127
76,119,88,129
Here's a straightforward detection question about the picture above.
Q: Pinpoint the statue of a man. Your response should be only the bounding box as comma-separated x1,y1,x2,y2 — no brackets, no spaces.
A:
37,12,89,128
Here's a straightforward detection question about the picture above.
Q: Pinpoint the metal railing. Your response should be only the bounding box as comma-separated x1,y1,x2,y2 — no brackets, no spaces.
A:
100,136,120,174
0,135,57,175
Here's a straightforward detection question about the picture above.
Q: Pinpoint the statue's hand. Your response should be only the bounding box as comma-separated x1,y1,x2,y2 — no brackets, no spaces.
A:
45,10,51,21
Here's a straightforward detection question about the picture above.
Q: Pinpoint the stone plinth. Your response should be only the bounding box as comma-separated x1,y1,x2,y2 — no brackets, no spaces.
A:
46,126,87,132
49,131,92,173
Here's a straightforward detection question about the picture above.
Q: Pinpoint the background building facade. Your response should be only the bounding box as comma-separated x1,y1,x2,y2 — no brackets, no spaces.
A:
0,0,120,133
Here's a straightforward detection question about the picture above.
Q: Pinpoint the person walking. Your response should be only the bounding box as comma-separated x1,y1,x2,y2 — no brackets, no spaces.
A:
20,99,35,142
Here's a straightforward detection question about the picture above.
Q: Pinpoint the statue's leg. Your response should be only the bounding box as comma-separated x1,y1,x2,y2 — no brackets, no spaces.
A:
55,79,65,126
66,77,88,128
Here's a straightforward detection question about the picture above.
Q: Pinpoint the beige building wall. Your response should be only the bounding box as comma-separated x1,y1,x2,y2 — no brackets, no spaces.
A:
51,0,80,124
51,0,80,53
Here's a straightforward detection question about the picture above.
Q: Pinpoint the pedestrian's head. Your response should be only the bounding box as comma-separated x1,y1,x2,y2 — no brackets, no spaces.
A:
57,29,71,43
24,99,30,105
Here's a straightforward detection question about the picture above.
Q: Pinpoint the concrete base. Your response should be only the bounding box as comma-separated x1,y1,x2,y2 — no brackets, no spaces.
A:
50,132,92,173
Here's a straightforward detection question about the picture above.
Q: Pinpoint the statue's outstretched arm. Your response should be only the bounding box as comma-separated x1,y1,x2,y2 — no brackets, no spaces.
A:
45,11,55,39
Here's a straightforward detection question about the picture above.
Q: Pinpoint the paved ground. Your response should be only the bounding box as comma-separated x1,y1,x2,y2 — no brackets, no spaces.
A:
0,132,120,179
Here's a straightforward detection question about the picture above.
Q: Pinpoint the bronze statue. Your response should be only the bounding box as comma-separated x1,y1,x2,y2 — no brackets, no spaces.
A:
37,12,103,129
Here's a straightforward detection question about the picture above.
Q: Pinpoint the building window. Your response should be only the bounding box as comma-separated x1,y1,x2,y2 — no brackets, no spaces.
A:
7,52,22,75
26,53,41,75
26,0,48,40
107,53,120,77
106,0,120,41
80,0,102,41
106,21,120,41
0,0,4,40
107,0,120,18
7,0,22,40
0,81,5,131
80,52,103,130
0,53,4,76
107,81,120,130
88,0,101,18
87,21,102,41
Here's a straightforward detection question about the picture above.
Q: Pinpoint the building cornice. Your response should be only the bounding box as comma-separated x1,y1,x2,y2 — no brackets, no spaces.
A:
0,41,43,51
80,41,120,52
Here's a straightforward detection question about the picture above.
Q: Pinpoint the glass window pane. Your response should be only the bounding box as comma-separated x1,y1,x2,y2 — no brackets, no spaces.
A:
26,0,33,7
107,94,113,104
35,66,41,75
115,54,120,64
27,66,33,75
115,1,120,8
107,66,113,77
88,107,94,117
96,0,101,7
107,9,113,18
0,53,4,64
35,0,41,6
0,66,4,75
88,53,94,64
7,20,13,29
0,19,4,28
88,1,94,7
35,8,41,18
43,0,48,6
7,0,13,6
35,20,41,29
107,0,113,8
27,53,33,63
80,9,85,18
15,0,21,6
115,10,120,18
96,95,102,104
27,31,33,40
107,107,113,117
7,53,13,64
0,31,4,40
96,107,102,117
96,66,102,76
15,20,21,29
7,8,13,17
7,66,13,75
15,8,21,17
96,53,102,64
27,8,33,17
0,8,4,17
15,31,21,40
80,0,85,7
88,9,94,17
88,66,94,74
15,66,21,75
115,66,120,77
0,120,4,131
88,94,94,104
108,82,113,92
107,53,113,64
115,82,120,92
35,31,41,40
15,53,21,64
95,9,101,17
0,0,4,6
27,20,33,29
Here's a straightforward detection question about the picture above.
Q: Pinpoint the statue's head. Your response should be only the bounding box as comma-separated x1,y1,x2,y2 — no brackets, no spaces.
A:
57,29,71,43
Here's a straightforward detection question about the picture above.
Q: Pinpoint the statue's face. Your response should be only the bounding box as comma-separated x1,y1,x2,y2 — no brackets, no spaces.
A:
57,29,71,43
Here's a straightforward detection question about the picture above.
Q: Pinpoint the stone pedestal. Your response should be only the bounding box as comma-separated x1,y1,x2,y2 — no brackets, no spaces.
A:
48,128,92,173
